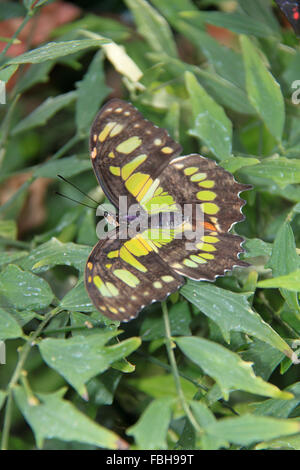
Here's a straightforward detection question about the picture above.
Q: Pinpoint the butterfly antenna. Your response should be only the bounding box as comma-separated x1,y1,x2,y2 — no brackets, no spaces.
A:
57,174,113,217
55,192,97,210
57,174,99,205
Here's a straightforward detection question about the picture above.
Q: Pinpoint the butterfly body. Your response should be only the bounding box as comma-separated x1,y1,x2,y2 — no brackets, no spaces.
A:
85,99,250,321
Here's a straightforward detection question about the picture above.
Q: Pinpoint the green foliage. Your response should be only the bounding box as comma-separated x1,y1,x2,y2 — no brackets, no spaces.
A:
0,0,300,451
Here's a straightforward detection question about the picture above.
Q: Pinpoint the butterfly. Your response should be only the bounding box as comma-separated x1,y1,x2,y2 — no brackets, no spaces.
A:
275,0,300,35
85,99,251,322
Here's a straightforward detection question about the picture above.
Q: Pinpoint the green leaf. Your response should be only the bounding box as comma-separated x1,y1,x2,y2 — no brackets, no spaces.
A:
241,35,285,142
60,280,95,313
242,339,285,381
267,223,300,311
39,332,141,397
0,251,28,267
176,336,293,400
181,11,275,38
204,414,300,446
125,0,178,58
0,2,26,20
0,220,17,240
253,382,300,418
190,401,226,450
11,91,77,135
34,156,91,178
140,301,191,341
243,238,273,259
0,265,53,310
0,307,23,340
14,387,128,449
52,14,131,42
256,433,300,450
15,61,54,94
76,50,111,136
0,65,18,82
18,238,91,274
7,39,110,65
257,270,300,291
127,397,173,449
220,156,260,174
129,374,197,401
181,281,292,357
241,157,300,188
0,390,6,411
185,71,232,160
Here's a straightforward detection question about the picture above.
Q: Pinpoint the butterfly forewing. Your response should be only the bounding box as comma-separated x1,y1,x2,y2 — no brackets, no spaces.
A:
90,99,182,208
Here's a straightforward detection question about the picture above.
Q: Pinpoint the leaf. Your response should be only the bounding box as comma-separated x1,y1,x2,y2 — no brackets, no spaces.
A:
181,11,275,38
125,0,178,58
127,397,173,449
257,271,300,291
241,157,300,188
185,71,232,160
39,332,141,397
0,265,53,310
220,156,260,174
242,339,285,381
181,281,292,357
0,220,17,239
267,223,300,311
101,39,143,82
15,61,54,94
34,156,91,178
18,238,91,274
253,382,300,418
0,65,18,82
140,301,191,341
129,374,197,401
7,40,111,65
0,307,23,340
0,251,28,267
241,35,285,142
204,414,300,447
0,2,26,20
60,280,95,313
0,390,6,411
14,387,128,449
76,50,111,136
243,238,273,259
176,336,293,400
190,401,226,450
11,91,77,135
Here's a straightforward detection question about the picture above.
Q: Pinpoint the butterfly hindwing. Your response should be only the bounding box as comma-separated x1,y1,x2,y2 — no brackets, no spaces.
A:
90,99,182,208
157,232,248,281
157,154,251,232
85,228,184,321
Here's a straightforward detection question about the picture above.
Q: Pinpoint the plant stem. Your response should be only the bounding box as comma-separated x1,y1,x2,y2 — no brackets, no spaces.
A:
0,14,32,61
1,307,60,450
161,300,202,434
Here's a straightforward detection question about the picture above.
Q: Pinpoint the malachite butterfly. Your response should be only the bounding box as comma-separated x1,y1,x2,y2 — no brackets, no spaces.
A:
85,99,251,321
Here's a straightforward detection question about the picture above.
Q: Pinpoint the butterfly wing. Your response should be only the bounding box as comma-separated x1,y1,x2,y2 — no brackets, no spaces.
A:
90,99,182,208
275,0,300,35
147,154,250,280
85,228,184,321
